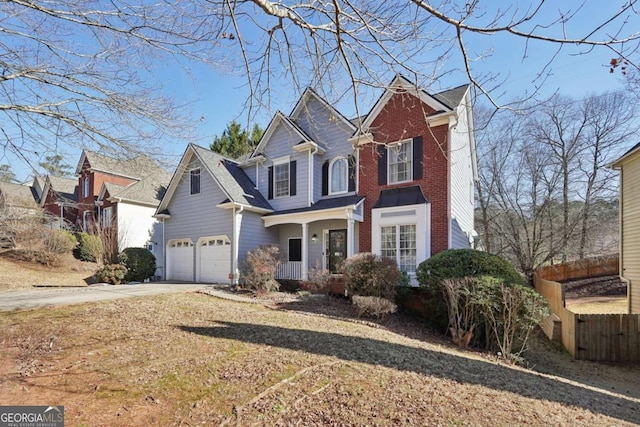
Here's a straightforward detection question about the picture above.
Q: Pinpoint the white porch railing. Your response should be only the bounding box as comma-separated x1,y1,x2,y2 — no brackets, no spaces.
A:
276,262,302,280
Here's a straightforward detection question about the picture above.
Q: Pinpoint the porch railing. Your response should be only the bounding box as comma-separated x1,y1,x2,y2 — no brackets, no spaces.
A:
276,262,302,280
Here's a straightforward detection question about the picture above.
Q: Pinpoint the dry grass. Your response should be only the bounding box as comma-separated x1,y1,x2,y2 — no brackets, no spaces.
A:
566,296,628,314
0,250,96,291
1,292,639,427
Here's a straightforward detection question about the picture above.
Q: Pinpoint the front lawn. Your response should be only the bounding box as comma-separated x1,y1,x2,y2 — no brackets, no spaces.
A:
1,292,639,426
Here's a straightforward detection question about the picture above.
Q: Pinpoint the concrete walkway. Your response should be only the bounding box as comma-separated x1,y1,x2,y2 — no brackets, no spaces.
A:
0,283,216,312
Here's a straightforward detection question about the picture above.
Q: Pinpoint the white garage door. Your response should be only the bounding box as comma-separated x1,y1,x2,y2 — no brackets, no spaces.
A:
198,236,231,283
167,239,194,281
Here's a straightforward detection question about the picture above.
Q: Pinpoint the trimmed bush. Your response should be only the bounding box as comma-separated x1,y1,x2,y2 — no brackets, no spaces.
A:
96,264,128,285
415,249,524,331
416,249,524,291
75,232,104,263
341,253,400,300
352,296,397,320
241,244,282,296
121,247,156,282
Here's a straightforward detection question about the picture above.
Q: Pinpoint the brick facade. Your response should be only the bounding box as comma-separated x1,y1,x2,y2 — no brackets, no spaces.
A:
358,91,450,255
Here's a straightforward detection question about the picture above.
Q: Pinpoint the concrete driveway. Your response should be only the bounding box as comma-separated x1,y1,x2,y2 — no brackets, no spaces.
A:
0,283,211,312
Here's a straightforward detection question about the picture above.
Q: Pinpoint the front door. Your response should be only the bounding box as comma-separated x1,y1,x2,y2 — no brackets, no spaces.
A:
328,229,347,273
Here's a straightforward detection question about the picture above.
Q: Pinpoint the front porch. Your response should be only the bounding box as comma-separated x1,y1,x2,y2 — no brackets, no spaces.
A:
263,195,364,282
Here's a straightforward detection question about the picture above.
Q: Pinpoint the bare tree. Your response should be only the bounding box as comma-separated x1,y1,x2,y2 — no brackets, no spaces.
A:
2,0,640,171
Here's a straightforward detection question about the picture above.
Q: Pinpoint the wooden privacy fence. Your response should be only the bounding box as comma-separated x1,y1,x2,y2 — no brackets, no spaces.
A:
534,255,640,362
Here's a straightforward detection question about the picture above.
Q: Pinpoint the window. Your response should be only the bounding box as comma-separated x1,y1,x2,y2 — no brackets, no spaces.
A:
274,162,289,198
83,210,92,232
388,140,412,184
190,168,200,195
288,238,302,262
380,224,417,273
83,176,90,198
330,158,348,194
102,207,113,228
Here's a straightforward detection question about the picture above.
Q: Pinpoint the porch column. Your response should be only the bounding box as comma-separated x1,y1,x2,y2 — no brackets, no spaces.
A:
232,207,243,285
301,222,309,280
347,219,355,258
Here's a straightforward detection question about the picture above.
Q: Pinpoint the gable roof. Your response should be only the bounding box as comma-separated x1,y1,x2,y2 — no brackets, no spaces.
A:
0,182,39,209
250,111,314,159
157,144,272,215
611,141,640,168
290,88,357,133
40,175,78,207
354,75,469,136
75,149,161,180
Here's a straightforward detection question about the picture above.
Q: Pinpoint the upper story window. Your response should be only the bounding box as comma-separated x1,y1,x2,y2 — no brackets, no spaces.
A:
274,162,290,198
388,139,412,184
190,168,200,195
330,158,348,194
82,176,90,198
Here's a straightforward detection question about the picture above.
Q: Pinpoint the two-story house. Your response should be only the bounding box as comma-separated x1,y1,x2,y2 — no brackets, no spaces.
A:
351,75,477,279
157,78,476,285
39,175,78,228
75,150,171,277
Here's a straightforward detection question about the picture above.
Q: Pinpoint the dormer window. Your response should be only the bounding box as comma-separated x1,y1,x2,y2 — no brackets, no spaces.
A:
190,168,201,195
388,139,412,184
330,158,348,194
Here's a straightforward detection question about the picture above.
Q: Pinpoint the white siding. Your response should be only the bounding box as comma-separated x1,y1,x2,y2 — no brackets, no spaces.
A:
620,152,640,313
117,203,159,249
449,95,475,249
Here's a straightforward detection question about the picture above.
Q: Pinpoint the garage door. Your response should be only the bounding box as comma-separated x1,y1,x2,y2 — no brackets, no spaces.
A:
167,239,194,281
198,236,231,283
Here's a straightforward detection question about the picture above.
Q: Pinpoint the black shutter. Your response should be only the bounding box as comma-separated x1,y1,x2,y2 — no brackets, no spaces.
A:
321,160,329,196
377,144,387,185
413,136,423,180
290,160,297,196
268,166,273,199
348,155,356,192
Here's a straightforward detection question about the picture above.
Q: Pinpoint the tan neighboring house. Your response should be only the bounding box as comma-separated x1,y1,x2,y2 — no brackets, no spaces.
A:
0,181,39,215
611,141,640,314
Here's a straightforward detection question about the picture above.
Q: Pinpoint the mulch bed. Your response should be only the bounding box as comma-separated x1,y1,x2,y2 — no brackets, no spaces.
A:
561,275,627,298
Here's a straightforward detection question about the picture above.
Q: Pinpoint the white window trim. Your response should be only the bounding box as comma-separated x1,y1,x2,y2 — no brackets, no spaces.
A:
190,168,201,195
329,157,348,195
372,203,430,286
387,138,413,185
83,176,90,198
287,236,303,262
103,206,113,228
274,161,290,199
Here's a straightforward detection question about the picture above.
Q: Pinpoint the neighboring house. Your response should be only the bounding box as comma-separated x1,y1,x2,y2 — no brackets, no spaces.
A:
75,150,171,278
157,79,477,285
610,142,640,314
350,75,477,281
39,175,78,228
0,181,39,216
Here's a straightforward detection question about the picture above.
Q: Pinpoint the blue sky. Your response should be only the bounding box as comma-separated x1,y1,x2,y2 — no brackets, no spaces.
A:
6,1,637,182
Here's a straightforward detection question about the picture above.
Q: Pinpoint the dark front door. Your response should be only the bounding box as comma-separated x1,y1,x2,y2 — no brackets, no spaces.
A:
328,229,347,273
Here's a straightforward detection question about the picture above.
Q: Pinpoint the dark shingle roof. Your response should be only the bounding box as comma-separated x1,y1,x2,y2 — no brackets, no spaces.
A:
432,84,469,109
265,195,363,217
373,186,428,208
48,176,78,202
192,145,272,211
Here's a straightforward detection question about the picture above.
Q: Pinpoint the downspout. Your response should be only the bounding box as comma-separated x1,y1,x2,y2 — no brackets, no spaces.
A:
232,205,244,285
